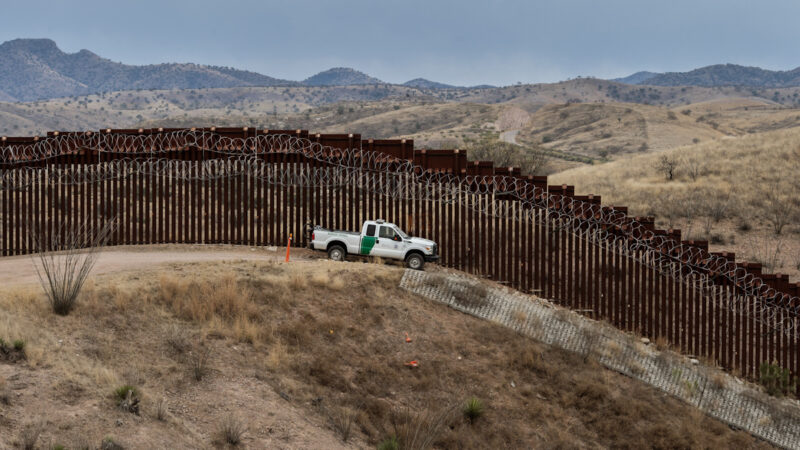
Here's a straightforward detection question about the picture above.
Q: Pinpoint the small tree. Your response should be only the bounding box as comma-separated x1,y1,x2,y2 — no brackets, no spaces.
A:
700,187,735,236
655,155,679,181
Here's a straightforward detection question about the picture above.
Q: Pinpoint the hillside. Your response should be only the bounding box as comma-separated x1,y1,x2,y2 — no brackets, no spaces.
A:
644,64,800,88
0,85,434,136
302,68,384,86
403,78,457,89
550,126,800,278
0,39,295,101
612,71,659,85
0,246,772,448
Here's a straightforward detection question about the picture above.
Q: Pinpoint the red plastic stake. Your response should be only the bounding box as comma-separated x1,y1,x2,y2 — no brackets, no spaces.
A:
285,233,292,262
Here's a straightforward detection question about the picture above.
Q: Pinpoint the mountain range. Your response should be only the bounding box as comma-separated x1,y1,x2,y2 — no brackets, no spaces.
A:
615,64,800,87
0,39,463,101
2,38,800,102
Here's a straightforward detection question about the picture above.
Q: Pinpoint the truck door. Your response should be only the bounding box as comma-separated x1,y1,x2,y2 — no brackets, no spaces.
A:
360,224,377,255
372,225,405,259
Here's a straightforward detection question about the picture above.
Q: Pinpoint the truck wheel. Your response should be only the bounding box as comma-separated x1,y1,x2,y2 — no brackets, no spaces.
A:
328,245,346,262
405,253,425,270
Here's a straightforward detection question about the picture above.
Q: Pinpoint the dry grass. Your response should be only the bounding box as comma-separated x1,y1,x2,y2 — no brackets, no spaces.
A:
0,375,7,403
0,257,774,449
217,415,247,446
18,421,43,450
552,126,800,278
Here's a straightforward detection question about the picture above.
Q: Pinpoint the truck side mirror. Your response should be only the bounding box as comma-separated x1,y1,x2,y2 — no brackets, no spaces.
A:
393,235,401,242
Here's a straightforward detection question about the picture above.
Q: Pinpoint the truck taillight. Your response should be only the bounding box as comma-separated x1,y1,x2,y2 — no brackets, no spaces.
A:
311,232,315,241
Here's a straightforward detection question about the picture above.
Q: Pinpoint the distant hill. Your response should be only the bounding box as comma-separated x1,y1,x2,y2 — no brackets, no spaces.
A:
402,78,457,89
643,64,800,87
613,71,660,85
302,67,383,86
0,38,296,101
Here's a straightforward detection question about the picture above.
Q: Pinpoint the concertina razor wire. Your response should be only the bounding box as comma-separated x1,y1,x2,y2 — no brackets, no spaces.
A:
0,129,797,333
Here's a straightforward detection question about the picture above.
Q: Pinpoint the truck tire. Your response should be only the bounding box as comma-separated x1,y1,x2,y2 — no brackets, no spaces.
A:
405,253,425,270
328,245,346,262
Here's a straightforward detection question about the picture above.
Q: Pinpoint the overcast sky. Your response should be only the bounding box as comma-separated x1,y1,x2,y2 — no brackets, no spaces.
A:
2,0,798,86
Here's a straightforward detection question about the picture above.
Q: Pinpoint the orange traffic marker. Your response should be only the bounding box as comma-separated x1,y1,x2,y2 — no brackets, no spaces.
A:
285,233,292,262
405,332,412,343
404,360,419,368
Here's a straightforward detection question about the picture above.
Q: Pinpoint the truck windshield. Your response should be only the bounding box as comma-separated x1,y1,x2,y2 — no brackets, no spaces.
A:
395,227,410,239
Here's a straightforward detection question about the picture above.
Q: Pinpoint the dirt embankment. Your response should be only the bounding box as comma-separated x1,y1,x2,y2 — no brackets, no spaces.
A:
0,247,773,449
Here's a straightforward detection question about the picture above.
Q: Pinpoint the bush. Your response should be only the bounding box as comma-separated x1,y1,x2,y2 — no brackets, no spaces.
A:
13,340,24,352
463,397,484,424
101,437,124,450
155,397,168,421
390,403,456,450
114,385,138,401
325,405,360,442
30,219,116,315
655,155,679,181
18,422,43,450
219,415,247,446
759,361,797,397
377,436,400,450
190,345,211,381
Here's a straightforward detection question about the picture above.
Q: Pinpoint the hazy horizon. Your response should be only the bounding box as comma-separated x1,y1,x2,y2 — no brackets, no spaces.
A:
2,0,799,86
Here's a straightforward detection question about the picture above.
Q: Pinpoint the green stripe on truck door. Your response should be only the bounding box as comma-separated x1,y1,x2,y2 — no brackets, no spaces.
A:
360,236,376,255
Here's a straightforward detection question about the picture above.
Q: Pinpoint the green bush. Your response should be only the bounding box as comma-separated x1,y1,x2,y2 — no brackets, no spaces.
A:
377,436,400,450
114,385,138,401
13,340,25,352
759,361,797,397
462,397,484,424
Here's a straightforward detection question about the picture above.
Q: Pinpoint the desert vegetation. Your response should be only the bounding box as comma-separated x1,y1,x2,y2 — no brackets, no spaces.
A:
552,126,800,278
0,251,773,448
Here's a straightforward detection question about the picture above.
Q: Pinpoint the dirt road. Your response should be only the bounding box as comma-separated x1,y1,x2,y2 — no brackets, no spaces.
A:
0,244,317,287
499,129,520,144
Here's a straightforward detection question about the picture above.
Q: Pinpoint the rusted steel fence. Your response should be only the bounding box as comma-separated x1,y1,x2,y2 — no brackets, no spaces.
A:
1,127,798,390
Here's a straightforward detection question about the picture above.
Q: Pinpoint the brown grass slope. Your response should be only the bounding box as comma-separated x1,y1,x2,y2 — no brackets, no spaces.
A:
0,251,772,449
516,102,725,160
551,127,800,279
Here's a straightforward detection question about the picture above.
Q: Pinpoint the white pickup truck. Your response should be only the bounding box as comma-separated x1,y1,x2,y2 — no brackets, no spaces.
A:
310,220,439,270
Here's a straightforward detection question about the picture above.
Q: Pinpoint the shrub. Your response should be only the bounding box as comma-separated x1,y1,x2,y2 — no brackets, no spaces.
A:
655,155,679,181
326,405,359,442
101,437,124,450
389,403,457,450
13,339,25,352
377,436,400,450
218,415,247,446
155,397,168,421
114,385,138,401
18,422,43,450
165,324,191,354
759,361,797,397
30,219,116,315
190,345,211,381
463,397,485,424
